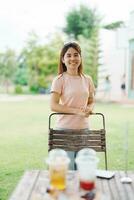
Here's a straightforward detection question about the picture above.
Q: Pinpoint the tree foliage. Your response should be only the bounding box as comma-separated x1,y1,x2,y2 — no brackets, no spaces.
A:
103,21,124,30
64,4,101,86
79,28,101,87
20,32,64,93
0,49,17,92
64,5,100,39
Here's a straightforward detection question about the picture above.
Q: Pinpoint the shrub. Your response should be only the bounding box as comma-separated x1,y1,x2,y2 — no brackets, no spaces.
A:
29,84,39,94
14,85,23,94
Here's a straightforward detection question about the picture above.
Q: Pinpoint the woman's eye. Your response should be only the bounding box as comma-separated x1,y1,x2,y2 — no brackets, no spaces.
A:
66,55,71,57
74,54,79,57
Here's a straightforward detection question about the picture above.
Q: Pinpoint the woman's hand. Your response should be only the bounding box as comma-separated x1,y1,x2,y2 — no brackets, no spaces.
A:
80,106,93,117
85,106,93,117
77,109,87,117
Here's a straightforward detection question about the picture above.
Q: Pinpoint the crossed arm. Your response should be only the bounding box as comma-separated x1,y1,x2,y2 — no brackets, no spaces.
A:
50,92,95,117
82,95,95,117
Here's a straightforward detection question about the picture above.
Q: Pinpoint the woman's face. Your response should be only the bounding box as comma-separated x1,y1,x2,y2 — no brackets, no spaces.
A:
62,47,81,73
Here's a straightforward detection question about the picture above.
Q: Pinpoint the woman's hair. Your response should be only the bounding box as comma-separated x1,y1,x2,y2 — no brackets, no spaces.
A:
58,42,83,75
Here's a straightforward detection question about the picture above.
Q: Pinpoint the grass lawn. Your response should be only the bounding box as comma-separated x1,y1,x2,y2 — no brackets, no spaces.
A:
0,95,134,200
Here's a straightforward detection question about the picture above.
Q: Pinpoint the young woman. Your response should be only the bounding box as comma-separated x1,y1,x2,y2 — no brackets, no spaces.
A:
50,42,95,169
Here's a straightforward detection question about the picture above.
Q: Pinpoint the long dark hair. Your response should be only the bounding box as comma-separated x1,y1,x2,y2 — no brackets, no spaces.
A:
58,42,83,75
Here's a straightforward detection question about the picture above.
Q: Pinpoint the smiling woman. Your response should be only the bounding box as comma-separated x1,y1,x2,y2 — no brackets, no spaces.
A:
51,42,95,128
50,42,95,169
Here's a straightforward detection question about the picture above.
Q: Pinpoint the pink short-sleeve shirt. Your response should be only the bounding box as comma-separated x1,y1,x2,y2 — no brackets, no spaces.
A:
51,72,95,129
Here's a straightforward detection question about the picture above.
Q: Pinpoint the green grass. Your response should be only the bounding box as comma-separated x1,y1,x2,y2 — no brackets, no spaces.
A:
0,96,134,200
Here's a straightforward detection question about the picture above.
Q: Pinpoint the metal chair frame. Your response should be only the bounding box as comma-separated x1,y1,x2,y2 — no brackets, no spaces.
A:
48,112,108,170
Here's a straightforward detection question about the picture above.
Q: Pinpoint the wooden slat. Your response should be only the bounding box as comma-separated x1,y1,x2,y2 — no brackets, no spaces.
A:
128,171,134,190
50,134,102,140
49,129,105,135
50,140,104,146
101,179,112,200
96,178,110,199
119,171,134,200
49,145,105,152
29,171,50,200
107,171,121,200
9,170,39,200
113,171,126,200
96,177,102,191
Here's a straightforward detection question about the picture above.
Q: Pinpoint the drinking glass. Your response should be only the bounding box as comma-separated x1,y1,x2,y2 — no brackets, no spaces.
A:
75,148,99,191
46,149,70,190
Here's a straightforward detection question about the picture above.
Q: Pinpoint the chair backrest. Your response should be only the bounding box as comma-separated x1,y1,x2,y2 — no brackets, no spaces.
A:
48,113,107,169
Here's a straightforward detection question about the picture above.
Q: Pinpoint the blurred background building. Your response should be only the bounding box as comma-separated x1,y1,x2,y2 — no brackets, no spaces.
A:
97,11,134,101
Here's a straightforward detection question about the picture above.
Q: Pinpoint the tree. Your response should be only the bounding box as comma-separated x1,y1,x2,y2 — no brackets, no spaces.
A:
64,5,101,87
79,28,101,87
14,61,29,86
103,21,124,30
0,49,17,93
20,32,64,93
64,5,100,39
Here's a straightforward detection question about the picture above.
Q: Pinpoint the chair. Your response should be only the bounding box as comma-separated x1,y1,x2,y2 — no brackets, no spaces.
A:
48,112,108,170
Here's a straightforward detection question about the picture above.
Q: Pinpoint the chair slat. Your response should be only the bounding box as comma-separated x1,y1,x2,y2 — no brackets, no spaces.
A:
50,135,102,140
49,129,104,135
49,145,105,152
49,140,104,146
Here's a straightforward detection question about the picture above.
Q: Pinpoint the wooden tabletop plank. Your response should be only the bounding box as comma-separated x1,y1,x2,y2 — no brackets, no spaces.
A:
107,171,122,200
119,171,134,200
127,171,134,190
101,179,113,200
113,171,127,200
29,171,50,200
96,177,102,191
9,170,40,200
107,174,120,200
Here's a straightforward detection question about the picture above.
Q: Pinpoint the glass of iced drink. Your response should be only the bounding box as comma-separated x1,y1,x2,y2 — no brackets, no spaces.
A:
46,149,70,190
75,148,99,191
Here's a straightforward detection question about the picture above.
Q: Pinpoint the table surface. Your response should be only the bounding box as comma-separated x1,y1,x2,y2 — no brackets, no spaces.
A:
9,170,134,200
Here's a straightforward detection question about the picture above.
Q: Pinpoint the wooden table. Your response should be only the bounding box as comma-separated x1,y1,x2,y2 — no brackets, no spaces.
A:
9,170,134,200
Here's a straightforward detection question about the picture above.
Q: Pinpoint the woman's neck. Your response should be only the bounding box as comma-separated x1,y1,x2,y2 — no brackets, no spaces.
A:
66,70,78,76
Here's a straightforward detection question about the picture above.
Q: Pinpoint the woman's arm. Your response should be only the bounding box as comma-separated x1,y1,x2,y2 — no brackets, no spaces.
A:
84,76,95,117
50,92,86,116
85,95,95,116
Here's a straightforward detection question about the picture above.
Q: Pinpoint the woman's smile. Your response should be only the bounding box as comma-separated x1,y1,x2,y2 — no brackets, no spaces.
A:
62,47,81,75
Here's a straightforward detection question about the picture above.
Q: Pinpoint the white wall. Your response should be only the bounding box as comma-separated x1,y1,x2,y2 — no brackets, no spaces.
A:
97,11,134,101
97,29,125,100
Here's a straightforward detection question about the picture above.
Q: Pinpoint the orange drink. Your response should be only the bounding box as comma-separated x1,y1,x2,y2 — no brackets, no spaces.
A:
49,163,67,190
46,149,70,190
